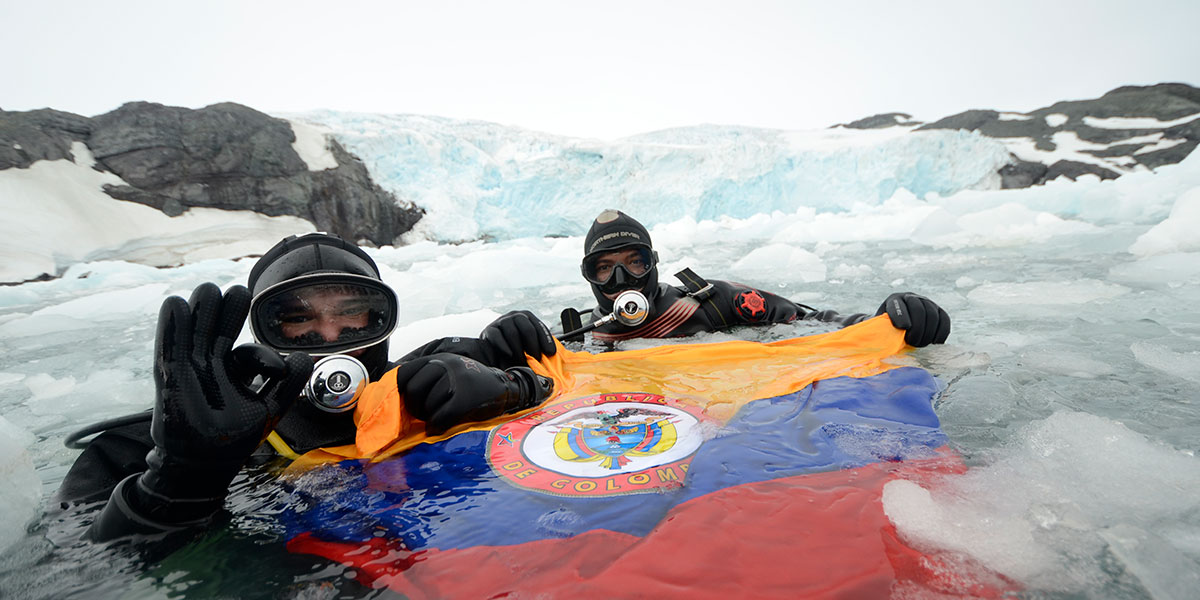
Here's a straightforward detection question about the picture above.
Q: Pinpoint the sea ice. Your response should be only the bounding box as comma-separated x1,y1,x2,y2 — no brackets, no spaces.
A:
967,280,1130,306
884,411,1200,592
1130,341,1200,384
0,416,39,555
1129,187,1200,257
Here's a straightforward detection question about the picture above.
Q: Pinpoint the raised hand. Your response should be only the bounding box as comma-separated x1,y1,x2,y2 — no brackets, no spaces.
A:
137,283,312,521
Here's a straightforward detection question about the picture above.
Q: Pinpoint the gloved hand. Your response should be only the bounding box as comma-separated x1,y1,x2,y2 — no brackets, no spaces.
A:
480,310,558,368
397,352,554,435
132,283,313,524
876,292,951,347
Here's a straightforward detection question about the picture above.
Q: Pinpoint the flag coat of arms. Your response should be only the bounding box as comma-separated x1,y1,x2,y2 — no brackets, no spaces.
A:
284,316,1013,598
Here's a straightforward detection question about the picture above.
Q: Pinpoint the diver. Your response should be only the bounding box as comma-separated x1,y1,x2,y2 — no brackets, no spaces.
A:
55,232,557,541
561,210,951,346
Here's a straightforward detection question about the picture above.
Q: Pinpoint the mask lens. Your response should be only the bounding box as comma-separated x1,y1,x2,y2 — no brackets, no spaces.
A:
251,276,398,354
582,246,655,285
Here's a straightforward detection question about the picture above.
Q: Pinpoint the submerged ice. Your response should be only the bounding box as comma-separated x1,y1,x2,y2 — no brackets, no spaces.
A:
1,114,1199,599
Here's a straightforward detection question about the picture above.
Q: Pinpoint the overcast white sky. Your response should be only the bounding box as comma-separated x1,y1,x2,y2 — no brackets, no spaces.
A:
3,0,1198,139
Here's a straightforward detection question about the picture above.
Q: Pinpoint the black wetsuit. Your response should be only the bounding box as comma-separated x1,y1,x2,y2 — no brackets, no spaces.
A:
588,279,868,343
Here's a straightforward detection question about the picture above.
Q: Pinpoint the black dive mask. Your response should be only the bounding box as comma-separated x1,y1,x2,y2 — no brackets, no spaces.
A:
581,245,658,295
250,273,399,357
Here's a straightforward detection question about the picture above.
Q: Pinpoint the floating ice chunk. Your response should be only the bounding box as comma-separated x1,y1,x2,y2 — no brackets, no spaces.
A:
731,244,825,283
0,372,26,387
771,196,940,245
1100,524,1200,600
1129,187,1200,257
1019,348,1114,378
925,148,1199,228
956,202,1098,240
0,416,40,555
830,263,873,280
23,373,77,402
967,279,1130,305
885,411,1200,589
22,368,151,419
883,478,1052,580
1109,252,1200,289
1130,341,1200,383
34,283,169,321
912,202,1098,249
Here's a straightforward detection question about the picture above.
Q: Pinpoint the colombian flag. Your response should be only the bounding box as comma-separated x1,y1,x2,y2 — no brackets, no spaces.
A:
284,316,1013,598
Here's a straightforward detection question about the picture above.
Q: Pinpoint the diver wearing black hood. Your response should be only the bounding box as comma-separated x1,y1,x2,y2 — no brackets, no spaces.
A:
572,210,951,347
57,232,557,543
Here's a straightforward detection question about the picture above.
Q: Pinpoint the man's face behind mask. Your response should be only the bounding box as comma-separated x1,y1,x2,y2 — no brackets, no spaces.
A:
582,245,657,297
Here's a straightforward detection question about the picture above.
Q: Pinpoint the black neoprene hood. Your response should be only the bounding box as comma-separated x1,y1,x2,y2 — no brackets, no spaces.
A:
247,233,397,377
249,233,381,295
584,209,653,256
583,210,661,312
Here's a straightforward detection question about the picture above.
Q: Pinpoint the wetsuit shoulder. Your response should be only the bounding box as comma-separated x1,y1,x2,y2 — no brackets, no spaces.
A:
55,421,153,506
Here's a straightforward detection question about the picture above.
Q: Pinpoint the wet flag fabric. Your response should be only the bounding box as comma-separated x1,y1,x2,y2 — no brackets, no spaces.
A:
283,316,1013,598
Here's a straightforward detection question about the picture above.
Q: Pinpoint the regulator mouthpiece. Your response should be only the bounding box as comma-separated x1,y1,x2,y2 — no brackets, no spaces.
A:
612,289,649,327
304,354,369,413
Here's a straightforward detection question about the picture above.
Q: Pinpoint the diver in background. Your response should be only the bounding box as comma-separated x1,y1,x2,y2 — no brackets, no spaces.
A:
57,232,557,541
564,209,950,346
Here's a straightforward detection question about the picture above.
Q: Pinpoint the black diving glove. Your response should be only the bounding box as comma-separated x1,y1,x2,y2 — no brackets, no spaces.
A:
396,352,554,435
480,310,557,368
91,283,312,539
876,292,951,347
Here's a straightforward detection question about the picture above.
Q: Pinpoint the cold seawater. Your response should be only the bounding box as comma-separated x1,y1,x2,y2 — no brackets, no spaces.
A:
1,136,1199,598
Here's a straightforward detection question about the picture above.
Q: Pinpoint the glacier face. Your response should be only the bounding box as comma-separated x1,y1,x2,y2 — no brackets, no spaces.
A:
290,111,1013,242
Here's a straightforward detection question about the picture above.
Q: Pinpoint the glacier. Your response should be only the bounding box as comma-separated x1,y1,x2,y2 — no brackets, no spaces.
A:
289,111,1013,242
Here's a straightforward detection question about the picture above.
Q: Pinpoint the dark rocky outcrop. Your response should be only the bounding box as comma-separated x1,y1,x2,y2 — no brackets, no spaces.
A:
998,158,1048,189
1043,160,1120,183
0,109,94,169
835,112,923,129
0,102,421,245
914,83,1200,188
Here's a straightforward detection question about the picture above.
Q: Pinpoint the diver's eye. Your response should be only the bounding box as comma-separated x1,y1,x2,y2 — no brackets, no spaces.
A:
337,300,371,317
280,313,314,324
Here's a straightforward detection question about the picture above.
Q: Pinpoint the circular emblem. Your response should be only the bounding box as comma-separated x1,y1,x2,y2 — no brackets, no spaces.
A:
487,393,710,497
327,371,351,393
735,289,767,321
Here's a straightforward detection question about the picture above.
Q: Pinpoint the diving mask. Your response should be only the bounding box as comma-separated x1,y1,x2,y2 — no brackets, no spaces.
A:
581,245,658,295
250,273,399,357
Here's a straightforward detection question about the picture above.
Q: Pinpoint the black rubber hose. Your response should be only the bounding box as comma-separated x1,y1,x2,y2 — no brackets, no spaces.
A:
63,410,152,449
